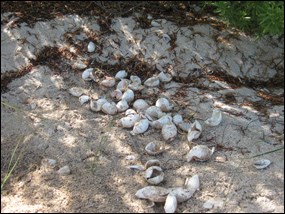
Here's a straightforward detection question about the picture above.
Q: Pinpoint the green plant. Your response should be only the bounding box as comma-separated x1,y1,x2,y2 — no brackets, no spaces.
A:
202,1,284,37
1,137,25,194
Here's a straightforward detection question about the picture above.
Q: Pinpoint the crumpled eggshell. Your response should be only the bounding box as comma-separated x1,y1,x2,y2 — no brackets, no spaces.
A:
101,77,116,87
205,109,222,126
87,41,95,52
151,115,172,129
164,193,177,213
187,145,215,162
90,98,108,112
156,97,173,112
115,70,128,80
162,123,177,142
125,109,137,116
133,99,149,111
101,102,118,115
82,68,95,81
117,79,130,92
187,120,202,142
131,119,149,135
128,82,144,91
116,100,129,112
144,76,160,87
110,89,123,101
79,95,90,105
69,87,84,97
122,89,135,103
135,186,170,202
145,166,164,185
118,114,140,128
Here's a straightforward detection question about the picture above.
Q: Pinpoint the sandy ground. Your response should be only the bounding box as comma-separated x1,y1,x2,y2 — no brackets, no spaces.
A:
1,7,284,213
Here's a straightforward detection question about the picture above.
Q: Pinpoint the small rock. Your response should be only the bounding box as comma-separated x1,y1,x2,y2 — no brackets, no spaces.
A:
57,165,71,175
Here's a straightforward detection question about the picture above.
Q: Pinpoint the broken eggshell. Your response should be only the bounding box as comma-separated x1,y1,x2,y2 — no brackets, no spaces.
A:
164,193,177,213
184,174,200,191
101,77,116,87
69,87,84,97
130,75,142,85
145,106,166,120
116,99,129,112
82,68,95,81
115,70,128,80
205,109,222,126
187,120,202,142
173,114,183,126
117,79,130,92
79,95,89,105
122,89,135,103
151,114,173,129
162,122,177,142
178,122,191,132
135,186,170,202
168,187,195,203
145,141,165,155
101,102,118,115
144,76,160,87
131,119,149,135
118,114,140,128
145,159,162,169
187,145,215,162
145,166,164,185
253,159,271,169
156,97,173,112
110,89,123,101
158,71,172,83
133,99,150,111
90,98,108,112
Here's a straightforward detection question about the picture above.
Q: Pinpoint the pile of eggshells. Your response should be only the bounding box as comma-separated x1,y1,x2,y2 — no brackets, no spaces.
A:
68,41,224,213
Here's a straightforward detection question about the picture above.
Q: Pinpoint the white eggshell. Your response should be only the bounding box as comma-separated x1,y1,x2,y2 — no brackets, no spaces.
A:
116,100,129,112
173,114,183,125
82,68,95,81
168,187,195,203
79,95,90,105
145,166,164,185
135,186,170,202
125,109,137,116
101,77,116,87
110,89,123,101
178,122,191,132
130,75,142,84
145,141,165,155
118,114,140,128
151,115,172,129
187,145,215,162
87,41,95,52
164,193,177,213
158,71,172,82
101,102,117,115
90,98,108,112
205,109,222,126
144,76,160,87
162,122,177,141
117,79,130,92
122,89,135,103
131,119,149,135
156,97,172,112
187,120,202,142
151,20,160,27
133,99,149,111
115,70,128,80
185,174,200,191
145,106,166,120
69,87,84,97
253,159,271,169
